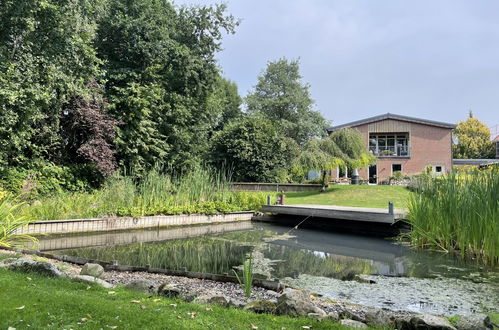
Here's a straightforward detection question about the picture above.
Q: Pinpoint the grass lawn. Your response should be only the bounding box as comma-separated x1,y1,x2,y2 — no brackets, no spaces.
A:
285,185,411,209
0,269,344,330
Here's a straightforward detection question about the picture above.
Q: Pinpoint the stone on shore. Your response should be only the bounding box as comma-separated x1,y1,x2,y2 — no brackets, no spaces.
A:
404,314,456,330
72,275,114,289
454,314,492,330
276,288,326,317
193,294,230,307
340,319,368,328
243,300,277,314
80,263,104,278
7,258,64,278
157,283,181,298
125,279,157,294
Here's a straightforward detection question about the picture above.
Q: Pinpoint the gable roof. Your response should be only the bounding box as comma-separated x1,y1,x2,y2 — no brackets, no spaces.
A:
327,113,456,133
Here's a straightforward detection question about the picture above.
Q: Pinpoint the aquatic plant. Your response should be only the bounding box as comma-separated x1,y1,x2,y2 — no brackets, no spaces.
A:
406,167,498,265
0,194,38,248
15,167,267,221
233,254,254,297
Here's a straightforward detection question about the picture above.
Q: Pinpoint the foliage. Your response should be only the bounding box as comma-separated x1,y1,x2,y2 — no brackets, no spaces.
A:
0,161,94,197
406,167,498,265
233,254,254,297
15,167,267,221
453,112,495,159
246,58,329,145
0,193,37,248
210,116,298,182
0,0,103,170
60,81,120,177
97,0,238,175
293,128,375,186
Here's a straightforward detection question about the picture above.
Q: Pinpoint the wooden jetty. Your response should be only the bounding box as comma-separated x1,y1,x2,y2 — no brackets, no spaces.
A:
261,204,407,224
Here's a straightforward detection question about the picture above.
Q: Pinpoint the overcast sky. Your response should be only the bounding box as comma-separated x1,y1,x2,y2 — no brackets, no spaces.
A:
176,0,499,128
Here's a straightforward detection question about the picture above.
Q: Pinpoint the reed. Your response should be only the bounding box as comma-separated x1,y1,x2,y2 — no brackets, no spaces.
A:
0,194,38,248
233,253,254,297
406,167,498,265
15,167,266,221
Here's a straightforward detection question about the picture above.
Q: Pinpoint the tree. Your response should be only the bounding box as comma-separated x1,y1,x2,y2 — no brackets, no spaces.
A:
246,58,329,145
208,76,242,131
453,112,495,159
0,0,103,170
96,0,238,174
293,128,375,187
210,116,298,182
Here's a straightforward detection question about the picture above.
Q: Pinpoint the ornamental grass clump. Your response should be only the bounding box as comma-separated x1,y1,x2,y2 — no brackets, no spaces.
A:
406,167,498,265
0,191,38,248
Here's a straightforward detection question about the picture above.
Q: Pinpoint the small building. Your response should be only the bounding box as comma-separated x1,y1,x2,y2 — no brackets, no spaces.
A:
327,113,456,184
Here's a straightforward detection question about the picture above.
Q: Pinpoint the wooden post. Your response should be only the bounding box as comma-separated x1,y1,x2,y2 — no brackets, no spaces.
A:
388,202,394,215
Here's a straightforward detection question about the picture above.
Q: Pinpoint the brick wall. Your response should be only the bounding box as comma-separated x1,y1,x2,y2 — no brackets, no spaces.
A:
342,120,453,182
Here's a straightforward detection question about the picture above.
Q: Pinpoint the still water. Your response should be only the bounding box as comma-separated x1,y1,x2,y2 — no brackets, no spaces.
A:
44,222,499,315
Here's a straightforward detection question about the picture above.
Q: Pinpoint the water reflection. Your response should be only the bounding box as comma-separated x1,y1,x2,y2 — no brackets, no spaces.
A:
46,222,498,283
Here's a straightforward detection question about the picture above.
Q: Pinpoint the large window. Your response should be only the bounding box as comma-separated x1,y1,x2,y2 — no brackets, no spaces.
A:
369,133,409,157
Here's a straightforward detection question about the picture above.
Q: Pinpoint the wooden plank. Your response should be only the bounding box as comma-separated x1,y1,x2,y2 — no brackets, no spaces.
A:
261,204,407,224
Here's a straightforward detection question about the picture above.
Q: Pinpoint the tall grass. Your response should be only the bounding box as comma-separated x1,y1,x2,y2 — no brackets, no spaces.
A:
0,194,38,248
406,167,498,265
15,167,267,221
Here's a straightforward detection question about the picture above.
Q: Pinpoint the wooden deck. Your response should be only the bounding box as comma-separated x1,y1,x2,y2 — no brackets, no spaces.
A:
261,204,407,224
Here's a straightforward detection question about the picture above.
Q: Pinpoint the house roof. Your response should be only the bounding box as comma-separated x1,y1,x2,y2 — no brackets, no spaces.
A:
327,113,456,133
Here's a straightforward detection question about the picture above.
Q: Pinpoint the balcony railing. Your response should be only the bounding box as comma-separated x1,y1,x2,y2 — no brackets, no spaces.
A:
369,146,410,157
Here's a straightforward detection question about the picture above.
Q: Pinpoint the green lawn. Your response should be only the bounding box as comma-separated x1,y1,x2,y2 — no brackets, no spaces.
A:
0,269,343,330
285,185,411,209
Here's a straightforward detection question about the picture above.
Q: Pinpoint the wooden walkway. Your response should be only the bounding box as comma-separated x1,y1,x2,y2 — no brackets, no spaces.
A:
261,204,407,224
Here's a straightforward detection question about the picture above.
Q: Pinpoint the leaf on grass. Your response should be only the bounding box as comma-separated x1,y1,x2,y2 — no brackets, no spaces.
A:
188,312,198,319
86,286,91,290
250,324,258,329
302,326,312,329
205,307,213,311
15,306,25,310
26,277,32,281
140,305,146,310
8,327,16,330
177,315,182,319
106,326,118,329
130,300,141,303
108,291,116,295
81,318,88,322
153,298,161,302
169,303,177,307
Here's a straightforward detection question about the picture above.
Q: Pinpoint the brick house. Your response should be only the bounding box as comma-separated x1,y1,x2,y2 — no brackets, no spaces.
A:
327,113,456,184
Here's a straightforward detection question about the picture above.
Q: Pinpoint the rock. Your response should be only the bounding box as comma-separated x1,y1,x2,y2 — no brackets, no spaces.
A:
327,311,340,321
363,307,393,326
72,275,114,289
410,314,457,330
1,258,18,265
157,283,181,298
193,294,229,307
228,299,246,309
80,263,104,278
243,300,277,314
125,279,157,294
340,319,368,328
180,290,202,302
454,314,492,330
7,258,64,277
276,288,326,317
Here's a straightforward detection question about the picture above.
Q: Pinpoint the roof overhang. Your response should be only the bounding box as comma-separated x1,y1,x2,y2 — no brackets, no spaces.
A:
327,113,456,133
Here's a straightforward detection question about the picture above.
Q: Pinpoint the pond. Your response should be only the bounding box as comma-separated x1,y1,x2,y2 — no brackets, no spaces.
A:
43,222,499,316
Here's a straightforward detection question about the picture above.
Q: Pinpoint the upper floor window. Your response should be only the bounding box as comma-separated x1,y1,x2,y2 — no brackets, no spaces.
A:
369,133,409,157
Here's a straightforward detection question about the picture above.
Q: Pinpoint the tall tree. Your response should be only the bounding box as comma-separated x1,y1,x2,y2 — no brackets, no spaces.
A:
453,112,495,159
0,0,103,170
96,0,238,175
246,58,329,145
